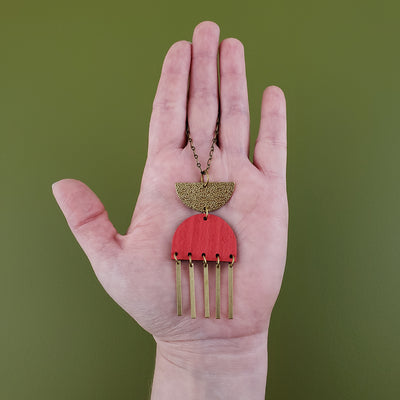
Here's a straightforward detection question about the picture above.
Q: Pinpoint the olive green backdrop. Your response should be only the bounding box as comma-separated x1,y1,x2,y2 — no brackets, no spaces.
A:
1,0,399,399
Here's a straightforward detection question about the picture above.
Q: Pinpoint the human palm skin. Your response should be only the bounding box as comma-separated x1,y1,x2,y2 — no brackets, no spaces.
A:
53,21,287,398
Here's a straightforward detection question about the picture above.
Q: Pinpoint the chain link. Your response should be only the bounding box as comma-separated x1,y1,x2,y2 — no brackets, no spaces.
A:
186,114,220,176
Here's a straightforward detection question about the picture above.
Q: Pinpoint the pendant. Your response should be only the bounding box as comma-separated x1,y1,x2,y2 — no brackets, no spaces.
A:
171,182,237,319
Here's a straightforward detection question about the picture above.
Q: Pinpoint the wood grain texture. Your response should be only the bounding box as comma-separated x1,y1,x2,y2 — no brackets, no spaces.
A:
171,214,237,262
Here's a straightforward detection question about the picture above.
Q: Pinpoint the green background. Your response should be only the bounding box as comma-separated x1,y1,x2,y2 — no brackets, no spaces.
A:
1,0,399,398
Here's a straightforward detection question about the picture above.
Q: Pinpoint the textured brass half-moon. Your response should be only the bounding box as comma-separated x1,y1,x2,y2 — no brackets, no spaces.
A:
175,182,235,212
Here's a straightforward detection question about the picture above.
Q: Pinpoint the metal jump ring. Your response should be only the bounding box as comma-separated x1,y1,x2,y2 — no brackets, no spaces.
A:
200,170,209,187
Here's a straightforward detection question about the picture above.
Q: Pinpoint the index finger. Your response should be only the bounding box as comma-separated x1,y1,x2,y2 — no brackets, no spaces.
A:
148,41,191,155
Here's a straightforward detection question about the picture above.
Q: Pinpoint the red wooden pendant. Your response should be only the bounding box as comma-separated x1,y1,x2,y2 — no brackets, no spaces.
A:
171,214,237,263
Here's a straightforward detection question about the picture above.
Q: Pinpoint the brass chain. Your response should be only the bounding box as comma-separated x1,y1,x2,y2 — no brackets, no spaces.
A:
186,114,220,176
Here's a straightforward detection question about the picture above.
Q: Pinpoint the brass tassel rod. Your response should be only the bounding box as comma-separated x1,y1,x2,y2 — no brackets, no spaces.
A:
215,256,221,319
203,255,210,318
228,257,235,319
174,255,182,316
188,254,196,318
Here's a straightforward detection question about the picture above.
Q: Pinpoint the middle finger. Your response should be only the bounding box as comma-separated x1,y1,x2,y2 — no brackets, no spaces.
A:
187,21,220,165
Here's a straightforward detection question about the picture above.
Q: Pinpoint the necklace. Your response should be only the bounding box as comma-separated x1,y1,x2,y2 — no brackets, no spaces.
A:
171,115,237,319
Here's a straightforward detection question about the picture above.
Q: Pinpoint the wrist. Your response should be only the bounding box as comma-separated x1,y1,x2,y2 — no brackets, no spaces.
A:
151,332,268,400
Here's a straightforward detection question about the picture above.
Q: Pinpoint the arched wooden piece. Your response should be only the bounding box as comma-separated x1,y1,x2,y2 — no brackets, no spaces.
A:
171,214,237,263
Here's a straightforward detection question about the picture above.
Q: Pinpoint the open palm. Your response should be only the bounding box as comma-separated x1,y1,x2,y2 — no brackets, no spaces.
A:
53,22,288,346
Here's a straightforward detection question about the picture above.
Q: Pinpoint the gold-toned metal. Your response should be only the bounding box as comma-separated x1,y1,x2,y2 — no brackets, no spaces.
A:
188,255,196,319
202,255,210,318
174,254,182,316
228,256,235,319
215,256,221,319
186,114,219,175
175,182,235,212
200,170,210,187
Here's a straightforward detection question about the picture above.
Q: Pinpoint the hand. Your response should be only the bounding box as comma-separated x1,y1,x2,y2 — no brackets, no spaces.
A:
53,21,287,399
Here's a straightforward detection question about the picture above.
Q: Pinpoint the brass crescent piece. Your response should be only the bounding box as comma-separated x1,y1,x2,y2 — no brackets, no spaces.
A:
175,182,235,212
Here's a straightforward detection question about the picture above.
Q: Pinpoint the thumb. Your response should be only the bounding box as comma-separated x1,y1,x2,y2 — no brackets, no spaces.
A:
52,179,121,264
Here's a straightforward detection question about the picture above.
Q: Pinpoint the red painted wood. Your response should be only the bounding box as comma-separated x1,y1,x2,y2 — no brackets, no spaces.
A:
171,214,237,262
